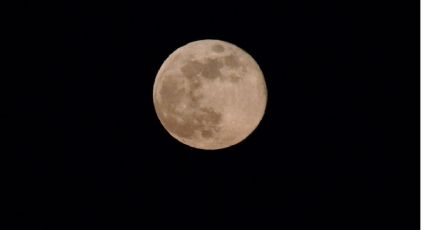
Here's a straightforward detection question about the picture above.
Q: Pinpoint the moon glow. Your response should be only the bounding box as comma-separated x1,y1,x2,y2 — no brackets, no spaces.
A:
153,39,267,150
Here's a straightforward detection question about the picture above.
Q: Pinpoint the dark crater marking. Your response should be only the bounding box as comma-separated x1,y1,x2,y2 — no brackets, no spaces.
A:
158,70,223,139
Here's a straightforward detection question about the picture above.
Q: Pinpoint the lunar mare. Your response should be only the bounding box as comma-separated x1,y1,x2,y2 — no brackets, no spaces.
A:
153,39,267,150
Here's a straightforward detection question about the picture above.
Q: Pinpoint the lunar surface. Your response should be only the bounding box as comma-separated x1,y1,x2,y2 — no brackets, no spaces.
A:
153,39,267,150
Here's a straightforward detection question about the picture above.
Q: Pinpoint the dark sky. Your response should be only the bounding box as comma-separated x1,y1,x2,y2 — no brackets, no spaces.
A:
15,1,418,229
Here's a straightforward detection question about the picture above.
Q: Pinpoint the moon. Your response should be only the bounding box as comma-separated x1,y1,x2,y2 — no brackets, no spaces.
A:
153,39,267,150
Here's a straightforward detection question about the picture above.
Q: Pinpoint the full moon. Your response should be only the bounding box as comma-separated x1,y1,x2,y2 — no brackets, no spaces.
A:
153,39,267,150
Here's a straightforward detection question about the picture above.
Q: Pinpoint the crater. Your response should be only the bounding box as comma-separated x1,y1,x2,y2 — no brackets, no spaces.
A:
189,91,203,105
162,114,198,138
159,76,185,112
198,107,222,125
160,106,222,140
229,73,242,83
158,78,222,139
224,55,240,68
181,61,203,107
188,76,202,90
201,58,223,79
181,60,203,79
211,44,225,53
201,129,213,138
159,56,225,141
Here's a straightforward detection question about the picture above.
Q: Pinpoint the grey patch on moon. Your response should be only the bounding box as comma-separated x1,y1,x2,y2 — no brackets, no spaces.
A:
180,60,203,79
157,104,222,140
229,73,242,83
158,75,185,110
224,54,240,68
180,55,242,83
211,44,225,53
157,73,222,140
153,39,267,150
201,58,223,79
181,57,224,80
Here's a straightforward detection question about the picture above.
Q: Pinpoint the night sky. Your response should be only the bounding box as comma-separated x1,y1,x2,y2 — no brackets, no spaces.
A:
15,1,418,229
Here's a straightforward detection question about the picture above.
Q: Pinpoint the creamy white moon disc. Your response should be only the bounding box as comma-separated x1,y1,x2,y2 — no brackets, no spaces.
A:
153,39,267,150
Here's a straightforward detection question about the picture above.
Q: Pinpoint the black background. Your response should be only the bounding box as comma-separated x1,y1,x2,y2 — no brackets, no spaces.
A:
15,1,418,229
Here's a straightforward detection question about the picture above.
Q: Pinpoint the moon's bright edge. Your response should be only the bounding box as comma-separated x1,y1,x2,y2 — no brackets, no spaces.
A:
153,39,267,150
